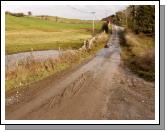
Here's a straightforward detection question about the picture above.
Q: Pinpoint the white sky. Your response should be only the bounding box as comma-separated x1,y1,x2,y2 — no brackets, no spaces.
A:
4,5,128,20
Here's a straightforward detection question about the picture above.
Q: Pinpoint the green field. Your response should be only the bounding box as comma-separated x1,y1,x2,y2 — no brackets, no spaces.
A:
5,14,102,54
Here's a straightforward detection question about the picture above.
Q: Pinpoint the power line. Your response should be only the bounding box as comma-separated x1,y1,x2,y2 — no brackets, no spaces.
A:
66,5,105,36
67,5,91,14
67,5,96,36
94,14,101,21
67,5,107,20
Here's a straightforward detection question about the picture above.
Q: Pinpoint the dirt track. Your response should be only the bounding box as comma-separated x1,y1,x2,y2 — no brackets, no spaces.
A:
6,25,154,120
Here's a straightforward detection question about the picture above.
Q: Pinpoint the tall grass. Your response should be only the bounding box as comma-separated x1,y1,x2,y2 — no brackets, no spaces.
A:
120,29,155,81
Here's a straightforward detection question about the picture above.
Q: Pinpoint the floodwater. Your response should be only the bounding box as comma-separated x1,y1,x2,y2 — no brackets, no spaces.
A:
5,50,61,70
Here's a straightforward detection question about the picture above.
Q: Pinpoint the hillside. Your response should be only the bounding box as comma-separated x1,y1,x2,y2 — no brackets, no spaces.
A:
5,14,102,54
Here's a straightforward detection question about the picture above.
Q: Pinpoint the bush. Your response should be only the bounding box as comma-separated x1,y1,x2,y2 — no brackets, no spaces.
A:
12,13,25,17
101,22,109,33
6,12,25,17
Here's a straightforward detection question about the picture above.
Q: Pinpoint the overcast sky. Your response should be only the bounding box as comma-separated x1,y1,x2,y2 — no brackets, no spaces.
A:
4,5,128,20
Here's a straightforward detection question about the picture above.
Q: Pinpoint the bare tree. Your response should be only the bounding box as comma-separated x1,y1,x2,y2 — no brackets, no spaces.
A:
28,11,32,16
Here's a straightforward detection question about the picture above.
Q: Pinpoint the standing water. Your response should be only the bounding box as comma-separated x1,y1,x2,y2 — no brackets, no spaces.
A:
6,50,61,70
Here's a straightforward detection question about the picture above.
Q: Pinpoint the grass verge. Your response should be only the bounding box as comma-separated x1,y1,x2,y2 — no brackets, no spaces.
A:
120,29,155,81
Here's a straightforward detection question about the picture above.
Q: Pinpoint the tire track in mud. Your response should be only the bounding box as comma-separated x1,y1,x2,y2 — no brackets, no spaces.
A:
48,71,92,108
21,58,112,120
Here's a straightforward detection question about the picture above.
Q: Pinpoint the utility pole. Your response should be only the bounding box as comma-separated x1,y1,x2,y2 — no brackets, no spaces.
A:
91,12,95,36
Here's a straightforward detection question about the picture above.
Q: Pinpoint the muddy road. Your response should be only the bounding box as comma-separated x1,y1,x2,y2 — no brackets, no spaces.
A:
6,25,154,120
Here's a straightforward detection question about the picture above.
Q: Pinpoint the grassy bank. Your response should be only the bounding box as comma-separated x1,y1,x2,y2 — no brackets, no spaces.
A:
120,29,155,81
6,33,108,91
5,14,102,54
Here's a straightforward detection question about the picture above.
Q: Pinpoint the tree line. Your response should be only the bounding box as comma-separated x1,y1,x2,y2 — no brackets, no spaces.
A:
5,11,32,17
103,5,155,35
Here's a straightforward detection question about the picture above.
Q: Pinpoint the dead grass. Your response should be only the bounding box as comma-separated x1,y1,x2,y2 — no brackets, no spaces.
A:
5,33,108,91
120,30,155,81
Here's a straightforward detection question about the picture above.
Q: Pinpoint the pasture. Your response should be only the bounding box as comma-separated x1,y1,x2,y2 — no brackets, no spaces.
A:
5,14,102,54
